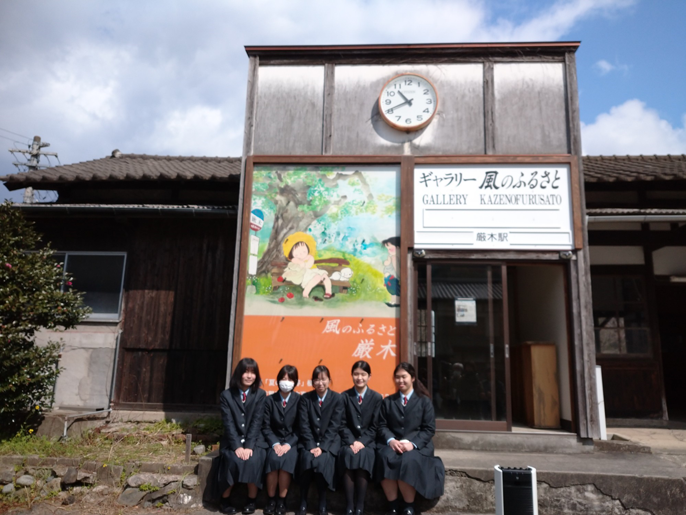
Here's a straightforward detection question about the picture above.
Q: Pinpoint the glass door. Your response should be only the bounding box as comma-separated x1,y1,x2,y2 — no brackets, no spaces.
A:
415,262,511,431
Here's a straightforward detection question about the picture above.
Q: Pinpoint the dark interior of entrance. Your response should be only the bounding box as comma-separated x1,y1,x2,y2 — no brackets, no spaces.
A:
656,281,686,422
415,262,573,432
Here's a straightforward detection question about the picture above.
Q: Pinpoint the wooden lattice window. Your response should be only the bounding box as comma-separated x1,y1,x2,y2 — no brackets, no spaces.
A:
591,274,652,356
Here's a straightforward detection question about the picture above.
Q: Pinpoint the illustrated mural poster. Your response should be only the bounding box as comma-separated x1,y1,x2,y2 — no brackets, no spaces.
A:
241,165,401,396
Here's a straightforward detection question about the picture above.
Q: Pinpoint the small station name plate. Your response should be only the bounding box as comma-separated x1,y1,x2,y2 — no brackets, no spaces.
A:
414,164,574,250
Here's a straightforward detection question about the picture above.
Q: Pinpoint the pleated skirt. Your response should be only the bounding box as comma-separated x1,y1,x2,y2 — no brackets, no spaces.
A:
298,449,337,489
374,447,445,500
217,447,267,491
264,446,299,475
337,445,376,477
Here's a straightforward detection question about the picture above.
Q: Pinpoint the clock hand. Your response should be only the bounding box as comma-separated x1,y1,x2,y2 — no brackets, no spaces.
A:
397,91,413,106
386,99,411,113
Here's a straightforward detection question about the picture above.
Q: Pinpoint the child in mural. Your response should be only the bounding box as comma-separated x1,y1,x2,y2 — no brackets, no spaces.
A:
282,232,334,300
382,237,400,308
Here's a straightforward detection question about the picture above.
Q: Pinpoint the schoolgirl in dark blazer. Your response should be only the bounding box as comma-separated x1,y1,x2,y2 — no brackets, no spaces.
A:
297,365,343,515
375,362,445,515
218,358,268,515
338,361,383,515
262,365,301,515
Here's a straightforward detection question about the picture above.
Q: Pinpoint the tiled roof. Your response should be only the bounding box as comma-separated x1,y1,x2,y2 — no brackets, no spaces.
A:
13,203,237,217
583,155,686,183
1,152,241,190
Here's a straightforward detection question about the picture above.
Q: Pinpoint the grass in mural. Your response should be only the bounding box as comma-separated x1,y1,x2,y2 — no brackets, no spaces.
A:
0,418,222,465
248,251,390,306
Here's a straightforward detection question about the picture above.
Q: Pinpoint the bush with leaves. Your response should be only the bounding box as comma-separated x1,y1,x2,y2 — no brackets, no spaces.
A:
0,200,90,434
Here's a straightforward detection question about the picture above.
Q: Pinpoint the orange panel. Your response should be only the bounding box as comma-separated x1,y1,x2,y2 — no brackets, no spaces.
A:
242,315,399,397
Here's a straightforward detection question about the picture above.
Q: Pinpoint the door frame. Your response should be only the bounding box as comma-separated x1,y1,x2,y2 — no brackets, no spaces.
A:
414,258,512,431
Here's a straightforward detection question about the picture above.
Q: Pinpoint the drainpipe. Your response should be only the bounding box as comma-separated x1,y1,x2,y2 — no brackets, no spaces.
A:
587,215,686,223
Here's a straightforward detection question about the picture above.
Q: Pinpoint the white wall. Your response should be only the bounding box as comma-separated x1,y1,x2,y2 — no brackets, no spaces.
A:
36,324,120,410
512,265,572,422
653,246,686,275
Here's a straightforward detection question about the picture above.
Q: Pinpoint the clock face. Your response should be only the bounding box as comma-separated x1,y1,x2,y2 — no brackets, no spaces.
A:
378,73,438,131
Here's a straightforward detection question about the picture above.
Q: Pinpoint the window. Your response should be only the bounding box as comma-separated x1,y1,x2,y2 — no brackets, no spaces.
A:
55,252,127,321
592,275,651,356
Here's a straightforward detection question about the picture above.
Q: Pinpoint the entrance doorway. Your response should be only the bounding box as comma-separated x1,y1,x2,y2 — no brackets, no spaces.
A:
415,263,510,431
656,281,686,422
414,261,574,432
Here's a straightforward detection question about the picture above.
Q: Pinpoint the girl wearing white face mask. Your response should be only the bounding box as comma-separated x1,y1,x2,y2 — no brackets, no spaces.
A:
262,365,301,515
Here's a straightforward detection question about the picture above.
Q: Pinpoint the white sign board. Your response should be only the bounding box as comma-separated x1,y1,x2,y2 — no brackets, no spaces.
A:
454,298,477,324
414,164,574,250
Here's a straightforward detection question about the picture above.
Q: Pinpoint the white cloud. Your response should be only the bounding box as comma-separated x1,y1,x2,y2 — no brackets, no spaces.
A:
581,99,686,155
0,0,641,202
594,59,629,75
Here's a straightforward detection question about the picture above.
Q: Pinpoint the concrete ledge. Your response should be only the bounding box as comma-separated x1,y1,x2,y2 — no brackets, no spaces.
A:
434,431,592,454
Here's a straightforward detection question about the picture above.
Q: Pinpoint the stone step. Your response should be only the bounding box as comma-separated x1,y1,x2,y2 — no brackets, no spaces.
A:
434,430,591,454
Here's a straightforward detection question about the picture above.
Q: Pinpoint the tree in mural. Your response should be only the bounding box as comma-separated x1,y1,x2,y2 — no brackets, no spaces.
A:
252,167,395,276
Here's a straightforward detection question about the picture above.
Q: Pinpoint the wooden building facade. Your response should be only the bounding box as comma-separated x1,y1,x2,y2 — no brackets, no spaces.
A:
229,43,601,439
1,153,241,411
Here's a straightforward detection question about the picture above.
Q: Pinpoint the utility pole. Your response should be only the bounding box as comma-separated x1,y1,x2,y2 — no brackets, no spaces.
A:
8,135,58,203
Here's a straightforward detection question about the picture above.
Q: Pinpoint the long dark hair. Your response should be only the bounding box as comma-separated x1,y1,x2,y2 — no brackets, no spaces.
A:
394,362,430,398
229,357,262,394
311,365,332,384
277,365,298,383
351,361,371,375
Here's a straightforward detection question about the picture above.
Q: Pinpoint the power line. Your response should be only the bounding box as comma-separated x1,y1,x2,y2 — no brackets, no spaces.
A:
0,127,30,140
0,133,27,146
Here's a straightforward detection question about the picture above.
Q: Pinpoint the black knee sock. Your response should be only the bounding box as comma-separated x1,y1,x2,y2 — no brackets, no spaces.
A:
315,473,328,511
354,470,370,511
299,470,313,508
343,470,355,511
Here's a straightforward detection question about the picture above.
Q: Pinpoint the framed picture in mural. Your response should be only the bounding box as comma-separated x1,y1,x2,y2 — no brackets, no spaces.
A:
236,162,402,397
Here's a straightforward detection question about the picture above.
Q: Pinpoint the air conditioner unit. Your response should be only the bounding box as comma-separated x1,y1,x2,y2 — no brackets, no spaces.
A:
494,465,537,515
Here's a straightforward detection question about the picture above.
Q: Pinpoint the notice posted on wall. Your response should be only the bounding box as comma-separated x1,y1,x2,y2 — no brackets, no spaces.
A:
454,298,477,324
414,163,574,250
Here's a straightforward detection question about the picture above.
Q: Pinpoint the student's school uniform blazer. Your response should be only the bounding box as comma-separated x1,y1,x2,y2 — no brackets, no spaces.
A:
262,391,301,447
377,391,436,456
219,387,268,451
297,390,343,455
339,387,383,447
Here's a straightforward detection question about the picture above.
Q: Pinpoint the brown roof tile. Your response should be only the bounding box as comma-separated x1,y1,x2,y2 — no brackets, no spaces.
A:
1,152,241,190
582,155,686,183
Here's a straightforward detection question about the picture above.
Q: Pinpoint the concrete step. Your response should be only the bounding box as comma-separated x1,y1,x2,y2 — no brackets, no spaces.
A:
434,429,592,454
199,448,686,515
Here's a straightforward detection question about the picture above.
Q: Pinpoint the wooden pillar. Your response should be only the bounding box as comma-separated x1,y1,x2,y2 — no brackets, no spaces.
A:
565,51,600,439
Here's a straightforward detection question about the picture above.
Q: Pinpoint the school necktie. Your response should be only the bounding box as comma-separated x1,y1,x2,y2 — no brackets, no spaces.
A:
358,395,363,405
242,392,247,403
282,399,287,408
319,399,323,407
403,396,408,406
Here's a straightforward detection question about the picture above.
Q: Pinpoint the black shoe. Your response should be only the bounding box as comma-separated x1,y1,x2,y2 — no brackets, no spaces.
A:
354,510,364,515
276,500,287,515
296,505,307,515
402,508,415,515
385,510,398,515
264,500,277,515
243,502,256,515
219,498,237,515
346,510,354,515
318,511,328,515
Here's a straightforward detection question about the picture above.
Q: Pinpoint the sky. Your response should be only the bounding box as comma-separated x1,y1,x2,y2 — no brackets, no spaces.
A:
1,0,685,202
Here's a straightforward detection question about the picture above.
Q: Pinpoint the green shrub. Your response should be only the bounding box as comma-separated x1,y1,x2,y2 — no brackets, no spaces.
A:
0,201,90,435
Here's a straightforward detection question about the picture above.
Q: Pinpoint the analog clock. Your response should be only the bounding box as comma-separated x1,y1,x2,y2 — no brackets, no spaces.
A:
378,73,438,131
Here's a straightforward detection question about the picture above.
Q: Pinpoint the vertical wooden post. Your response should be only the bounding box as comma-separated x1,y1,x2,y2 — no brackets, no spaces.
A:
226,56,260,388
565,50,600,439
185,434,192,464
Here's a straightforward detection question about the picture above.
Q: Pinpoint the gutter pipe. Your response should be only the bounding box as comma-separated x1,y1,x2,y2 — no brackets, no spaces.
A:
587,215,686,223
13,205,237,217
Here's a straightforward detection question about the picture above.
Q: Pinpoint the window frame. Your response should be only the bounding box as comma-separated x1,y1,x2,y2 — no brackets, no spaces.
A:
53,251,127,322
591,269,653,359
